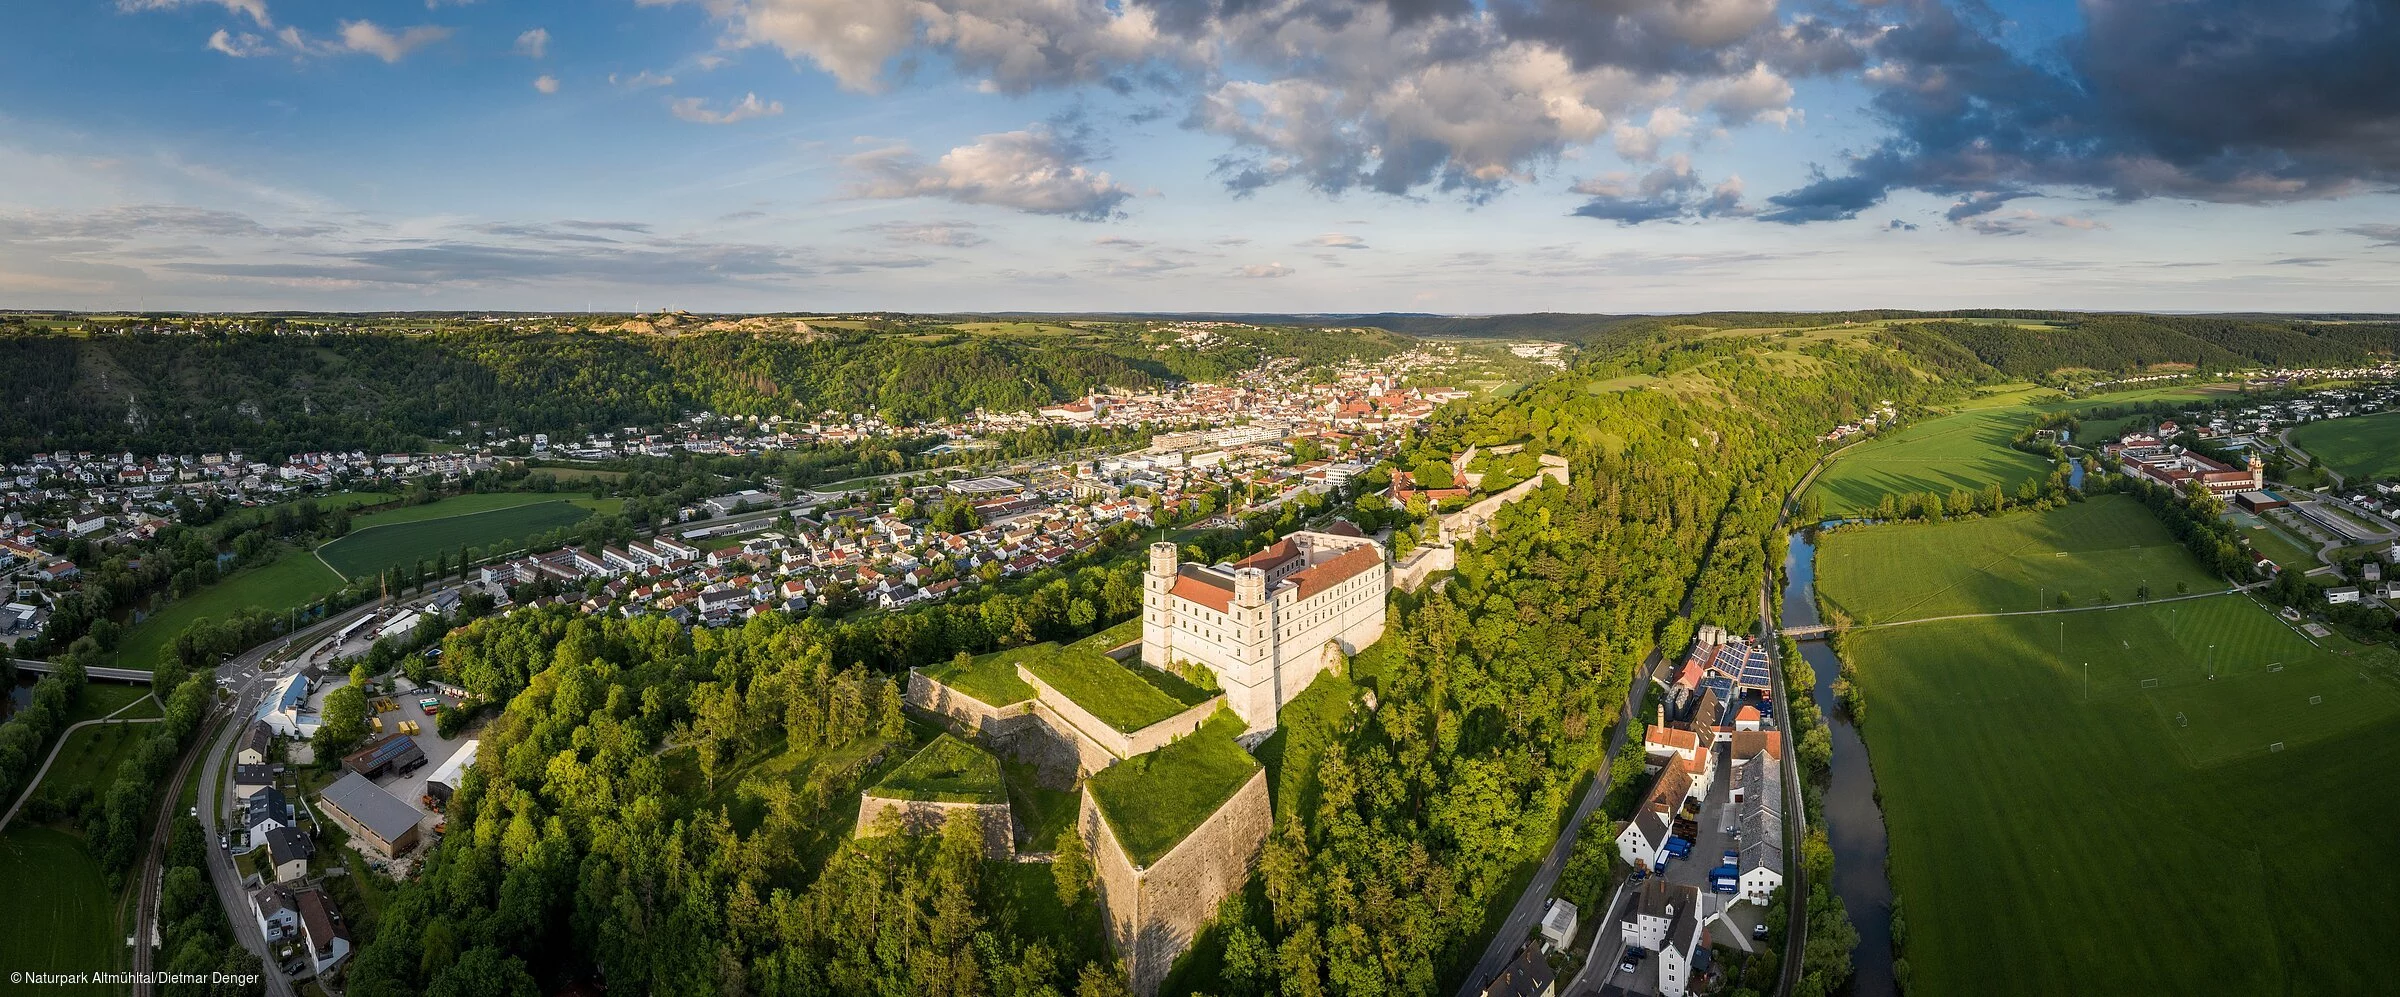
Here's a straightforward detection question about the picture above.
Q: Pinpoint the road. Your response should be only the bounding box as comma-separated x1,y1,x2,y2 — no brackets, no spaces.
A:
0,694,162,834
2277,428,2344,490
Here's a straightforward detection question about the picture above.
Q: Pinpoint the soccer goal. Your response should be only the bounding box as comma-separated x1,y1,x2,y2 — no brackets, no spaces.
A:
2175,712,2189,727
2270,742,2285,752
2310,695,2323,705
2267,663,2284,673
2140,678,2161,688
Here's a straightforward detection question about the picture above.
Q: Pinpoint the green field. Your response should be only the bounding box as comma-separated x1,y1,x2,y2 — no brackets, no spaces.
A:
1808,407,2054,516
1086,712,1258,865
38,721,153,800
67,683,158,725
2224,509,2322,570
1016,643,1211,733
923,646,1040,706
1839,594,2400,996
2288,411,2400,480
0,827,121,978
318,499,597,580
346,490,612,528
115,547,343,670
868,734,1004,803
1815,495,2228,624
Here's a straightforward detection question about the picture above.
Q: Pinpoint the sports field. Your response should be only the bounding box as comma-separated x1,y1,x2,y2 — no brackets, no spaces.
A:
1839,595,2400,996
1808,407,2054,516
318,499,597,580
0,827,121,978
1814,495,2226,623
2287,412,2400,479
115,547,343,669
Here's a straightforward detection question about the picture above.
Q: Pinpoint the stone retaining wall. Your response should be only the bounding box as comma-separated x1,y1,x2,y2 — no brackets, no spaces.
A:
905,669,1035,738
1017,664,1224,773
854,793,1016,860
1085,767,1271,997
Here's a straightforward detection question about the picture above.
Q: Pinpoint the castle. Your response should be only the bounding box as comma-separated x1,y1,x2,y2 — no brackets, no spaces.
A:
1142,524,1389,734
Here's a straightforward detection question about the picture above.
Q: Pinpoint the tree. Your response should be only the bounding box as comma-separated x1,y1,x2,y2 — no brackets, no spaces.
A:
1053,821,1092,909
317,684,369,757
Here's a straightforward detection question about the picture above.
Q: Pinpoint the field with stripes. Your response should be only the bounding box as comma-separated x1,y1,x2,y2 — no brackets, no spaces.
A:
1813,495,2226,624
1822,502,2400,996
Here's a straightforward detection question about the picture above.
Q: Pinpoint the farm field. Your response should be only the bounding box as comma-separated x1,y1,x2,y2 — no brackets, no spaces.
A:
113,547,344,670
1840,594,2400,996
1808,382,2248,517
0,827,121,979
1814,495,2225,624
1807,407,2054,516
2287,410,2400,480
318,499,597,580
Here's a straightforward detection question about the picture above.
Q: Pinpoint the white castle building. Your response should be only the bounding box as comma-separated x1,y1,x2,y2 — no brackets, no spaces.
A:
1142,524,1389,734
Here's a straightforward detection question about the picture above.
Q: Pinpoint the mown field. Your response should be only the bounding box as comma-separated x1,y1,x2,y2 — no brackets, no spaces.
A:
1814,495,2226,624
1838,593,2400,997
317,498,598,580
2289,410,2400,480
0,827,120,979
1808,382,2246,517
1808,407,2054,516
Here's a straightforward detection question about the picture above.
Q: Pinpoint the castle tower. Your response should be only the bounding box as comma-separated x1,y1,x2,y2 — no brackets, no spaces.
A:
1141,542,1179,671
2248,453,2265,491
1226,566,1278,730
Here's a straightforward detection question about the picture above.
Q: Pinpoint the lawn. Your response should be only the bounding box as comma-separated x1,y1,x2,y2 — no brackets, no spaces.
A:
1087,712,1258,866
115,547,344,670
2223,509,2321,570
38,720,153,800
924,646,1040,706
344,491,612,528
1069,616,1144,653
1814,495,2226,624
1838,594,2400,996
869,734,1004,803
1807,407,2054,517
1016,643,1210,734
318,499,598,580
0,827,120,977
67,682,158,725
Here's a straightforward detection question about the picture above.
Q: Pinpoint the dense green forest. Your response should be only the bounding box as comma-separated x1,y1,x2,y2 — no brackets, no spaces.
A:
0,319,1408,458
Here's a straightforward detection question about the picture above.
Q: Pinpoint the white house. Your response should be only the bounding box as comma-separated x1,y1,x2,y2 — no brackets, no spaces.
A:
1621,881,1711,997
255,675,320,739
1538,897,1578,952
2328,586,2363,605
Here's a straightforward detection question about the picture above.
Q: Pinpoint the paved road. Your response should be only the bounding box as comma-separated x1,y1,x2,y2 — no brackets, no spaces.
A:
0,694,161,834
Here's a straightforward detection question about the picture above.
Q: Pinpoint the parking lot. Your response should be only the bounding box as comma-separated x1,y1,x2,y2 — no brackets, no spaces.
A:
365,679,470,831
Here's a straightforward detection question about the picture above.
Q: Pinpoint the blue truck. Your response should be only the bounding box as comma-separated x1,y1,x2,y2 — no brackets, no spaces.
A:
1665,836,1694,859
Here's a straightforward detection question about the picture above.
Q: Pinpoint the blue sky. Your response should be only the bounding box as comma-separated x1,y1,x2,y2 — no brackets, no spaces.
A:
2,0,2396,313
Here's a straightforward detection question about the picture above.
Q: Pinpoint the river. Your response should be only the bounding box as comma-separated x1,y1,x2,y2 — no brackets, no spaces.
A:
1783,529,1897,997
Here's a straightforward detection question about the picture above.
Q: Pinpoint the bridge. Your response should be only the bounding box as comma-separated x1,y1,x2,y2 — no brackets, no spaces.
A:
10,658,155,683
1781,623,1836,639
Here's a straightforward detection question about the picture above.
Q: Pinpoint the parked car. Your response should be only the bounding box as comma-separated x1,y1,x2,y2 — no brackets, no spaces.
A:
1753,921,1771,940
1619,948,1646,974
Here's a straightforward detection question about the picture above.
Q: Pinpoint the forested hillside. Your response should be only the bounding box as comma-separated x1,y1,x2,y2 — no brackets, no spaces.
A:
0,319,1408,458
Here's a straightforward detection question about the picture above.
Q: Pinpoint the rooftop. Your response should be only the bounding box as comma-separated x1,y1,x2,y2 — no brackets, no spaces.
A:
319,771,422,843
1087,712,1259,866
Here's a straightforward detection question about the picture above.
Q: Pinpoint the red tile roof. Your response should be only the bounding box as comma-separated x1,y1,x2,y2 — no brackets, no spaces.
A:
1171,574,1233,612
1292,544,1382,600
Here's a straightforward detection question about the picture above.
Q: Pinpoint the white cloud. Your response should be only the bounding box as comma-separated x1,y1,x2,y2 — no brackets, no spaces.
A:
1612,106,1694,162
332,21,453,63
515,28,550,59
206,29,273,57
670,92,784,124
852,220,988,247
534,75,560,94
1237,262,1295,278
652,0,1184,94
1307,232,1368,250
611,70,676,89
845,126,1135,220
118,0,270,28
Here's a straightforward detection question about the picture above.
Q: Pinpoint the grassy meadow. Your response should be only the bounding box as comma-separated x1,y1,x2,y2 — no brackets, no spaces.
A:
1018,643,1211,734
1838,595,2400,996
2288,410,2400,480
1819,491,2400,996
317,498,599,580
1808,407,2054,516
0,827,121,980
1086,712,1257,865
869,734,1004,804
116,547,342,669
1814,495,2226,624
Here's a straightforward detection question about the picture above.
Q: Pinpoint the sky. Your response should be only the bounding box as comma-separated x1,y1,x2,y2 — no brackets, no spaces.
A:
1,0,2397,314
